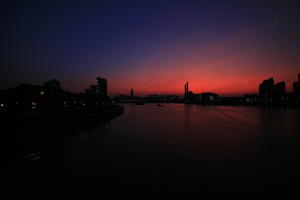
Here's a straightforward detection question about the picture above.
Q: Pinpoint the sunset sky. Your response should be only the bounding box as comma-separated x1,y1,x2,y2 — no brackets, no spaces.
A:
1,0,300,96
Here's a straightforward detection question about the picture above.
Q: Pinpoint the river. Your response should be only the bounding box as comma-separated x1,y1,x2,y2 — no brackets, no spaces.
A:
7,104,300,198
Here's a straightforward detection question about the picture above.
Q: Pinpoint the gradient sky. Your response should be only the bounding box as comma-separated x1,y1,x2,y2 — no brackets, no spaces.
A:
1,0,300,96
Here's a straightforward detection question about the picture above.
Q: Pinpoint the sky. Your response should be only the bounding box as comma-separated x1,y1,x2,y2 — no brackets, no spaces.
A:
1,0,300,96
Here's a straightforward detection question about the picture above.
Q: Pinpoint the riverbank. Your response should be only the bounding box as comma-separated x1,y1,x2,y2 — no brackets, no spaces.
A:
1,104,124,161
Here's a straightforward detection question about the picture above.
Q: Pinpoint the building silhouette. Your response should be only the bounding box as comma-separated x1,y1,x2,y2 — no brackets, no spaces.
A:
184,82,189,100
259,78,274,103
97,77,108,102
182,81,220,104
0,76,114,112
84,84,98,107
44,79,61,89
274,81,286,102
164,95,178,102
130,88,135,99
43,79,65,109
293,73,300,97
243,94,258,104
0,84,43,111
201,92,219,104
0,80,65,112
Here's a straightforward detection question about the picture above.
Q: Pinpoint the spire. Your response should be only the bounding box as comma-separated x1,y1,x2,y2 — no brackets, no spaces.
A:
130,88,135,98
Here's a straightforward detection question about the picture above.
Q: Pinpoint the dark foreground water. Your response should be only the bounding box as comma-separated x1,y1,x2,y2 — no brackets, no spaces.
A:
6,104,300,198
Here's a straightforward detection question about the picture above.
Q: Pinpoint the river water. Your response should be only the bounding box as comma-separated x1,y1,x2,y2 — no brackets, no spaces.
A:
9,104,300,198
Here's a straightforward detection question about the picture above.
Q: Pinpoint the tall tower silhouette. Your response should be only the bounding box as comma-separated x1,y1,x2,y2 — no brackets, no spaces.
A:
184,82,189,100
130,88,135,98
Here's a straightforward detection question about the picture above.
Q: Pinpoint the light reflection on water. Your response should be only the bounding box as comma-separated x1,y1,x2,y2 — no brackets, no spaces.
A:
12,104,300,198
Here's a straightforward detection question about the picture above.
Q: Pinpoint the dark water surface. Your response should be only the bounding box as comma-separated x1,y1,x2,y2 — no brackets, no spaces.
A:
8,104,300,198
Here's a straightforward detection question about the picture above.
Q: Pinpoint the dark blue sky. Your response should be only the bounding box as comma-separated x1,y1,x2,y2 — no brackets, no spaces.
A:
1,0,300,95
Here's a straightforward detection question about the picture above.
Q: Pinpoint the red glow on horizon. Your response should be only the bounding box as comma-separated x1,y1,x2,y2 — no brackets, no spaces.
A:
64,25,300,97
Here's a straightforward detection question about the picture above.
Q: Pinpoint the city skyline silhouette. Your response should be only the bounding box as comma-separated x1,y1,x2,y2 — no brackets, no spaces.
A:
2,1,300,199
1,1,300,96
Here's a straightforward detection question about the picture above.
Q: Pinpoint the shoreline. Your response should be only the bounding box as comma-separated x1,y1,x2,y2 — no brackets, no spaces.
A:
1,104,124,161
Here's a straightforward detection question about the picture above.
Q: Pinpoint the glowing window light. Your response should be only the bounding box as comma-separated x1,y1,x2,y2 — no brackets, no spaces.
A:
32,102,37,109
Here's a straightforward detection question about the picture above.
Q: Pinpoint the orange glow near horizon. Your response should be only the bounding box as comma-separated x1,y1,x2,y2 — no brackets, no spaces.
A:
65,25,299,97
2,1,300,97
